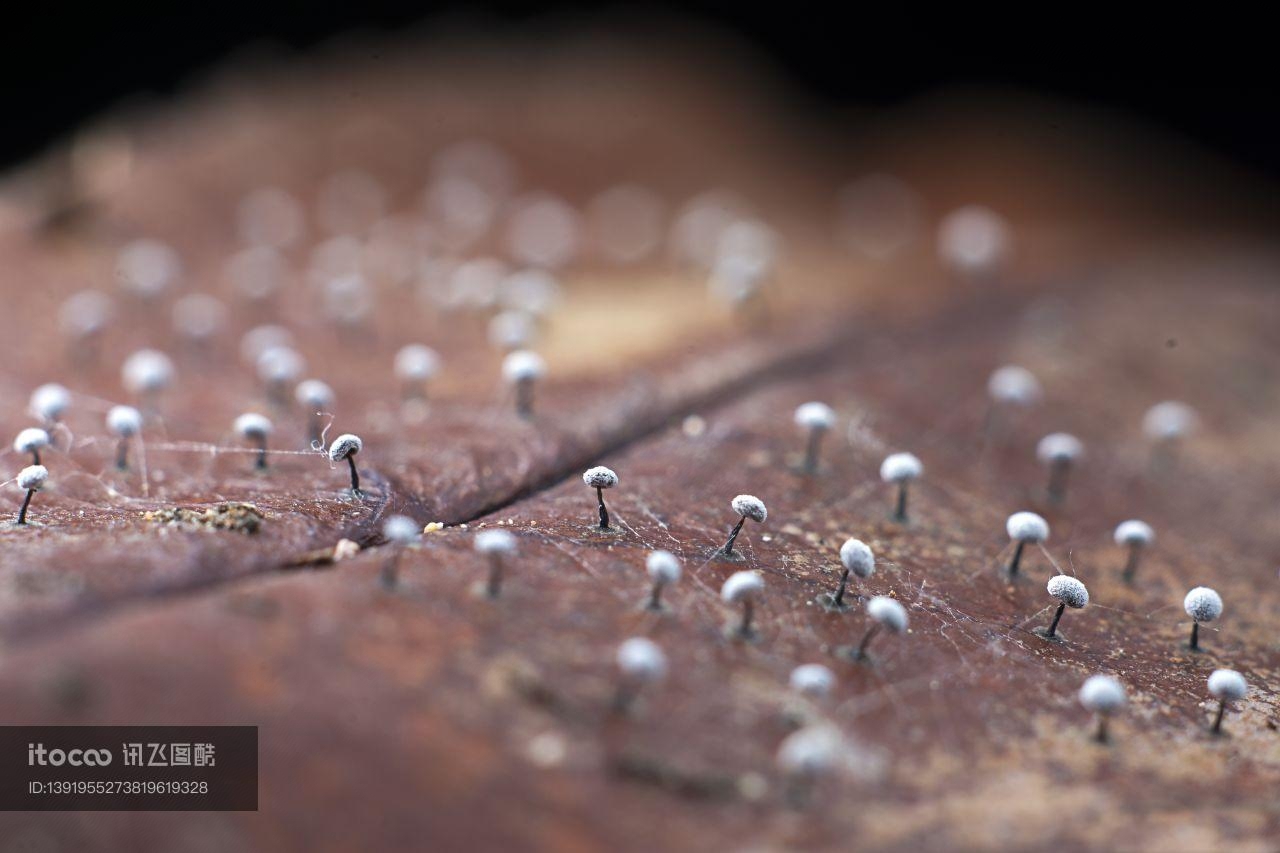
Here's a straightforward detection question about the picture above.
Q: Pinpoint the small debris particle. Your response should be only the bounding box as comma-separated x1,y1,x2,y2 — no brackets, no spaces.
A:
143,502,264,534
333,539,361,561
424,522,444,534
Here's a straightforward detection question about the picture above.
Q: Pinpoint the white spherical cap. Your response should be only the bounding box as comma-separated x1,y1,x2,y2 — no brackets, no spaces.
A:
474,528,517,555
867,595,909,632
721,570,764,603
382,515,421,545
616,637,668,682
294,379,335,409
17,465,48,491
394,344,441,382
327,434,362,462
1207,669,1248,701
794,401,836,431
488,310,538,351
172,293,228,340
59,290,113,337
13,428,51,454
30,384,71,421
1114,520,1155,547
789,664,836,698
1184,587,1223,623
839,538,875,579
1007,511,1050,543
121,349,175,394
645,550,682,585
500,269,563,317
731,494,767,523
1143,401,1198,441
1037,433,1084,464
937,205,1009,273
987,365,1042,405
107,405,143,437
502,350,546,384
116,238,181,298
256,346,306,384
880,452,923,483
233,413,273,440
582,466,618,489
240,325,294,366
1047,574,1090,609
1079,675,1127,714
777,725,843,776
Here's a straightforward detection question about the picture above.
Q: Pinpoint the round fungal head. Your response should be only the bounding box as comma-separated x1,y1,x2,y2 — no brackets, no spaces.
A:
777,725,843,777
937,204,1009,273
1006,511,1050,543
107,406,143,438
1184,587,1223,623
582,466,618,489
1143,401,1198,441
880,452,923,483
60,290,113,337
645,550,682,585
500,269,563,317
474,528,517,555
789,663,836,699
17,465,48,491
866,596,909,632
839,538,875,579
488,310,538,351
240,325,294,366
987,365,1042,405
794,401,836,431
502,350,546,384
172,294,228,340
256,346,306,385
731,494,767,523
121,349,175,395
1207,669,1248,701
233,413,273,440
394,344,441,382
13,428,51,455
721,570,764,603
1114,520,1155,548
1036,433,1084,465
382,515,421,545
294,379,335,409
116,238,181,298
1079,675,1127,714
30,384,71,421
327,434,363,462
1047,574,1090,609
616,637,668,682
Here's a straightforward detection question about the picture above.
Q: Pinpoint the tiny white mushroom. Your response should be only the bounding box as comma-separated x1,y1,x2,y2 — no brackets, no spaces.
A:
14,464,48,525
488,310,538,352
853,595,908,660
829,538,874,608
240,325,294,366
379,515,421,589
394,344,441,400
30,384,71,424
794,402,836,474
502,350,546,418
645,549,681,610
328,433,364,495
614,637,668,713
106,405,143,470
256,346,306,405
121,349,175,408
1114,520,1155,584
880,452,923,522
777,725,843,807
582,466,619,529
1044,575,1089,639
13,428,51,465
1207,669,1248,735
1036,432,1083,504
1079,674,1127,743
116,238,181,299
233,413,273,470
1005,511,1049,576
295,379,335,446
1143,401,1198,442
789,664,836,699
721,495,767,557
1184,586,1223,651
474,528,517,598
987,365,1042,406
172,294,228,342
721,570,764,638
937,205,1010,275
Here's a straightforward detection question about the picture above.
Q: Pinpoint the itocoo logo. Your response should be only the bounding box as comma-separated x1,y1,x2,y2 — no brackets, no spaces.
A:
28,743,112,766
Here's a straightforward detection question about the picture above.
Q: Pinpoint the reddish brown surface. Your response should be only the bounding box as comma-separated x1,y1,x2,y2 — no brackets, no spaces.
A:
2,38,1279,852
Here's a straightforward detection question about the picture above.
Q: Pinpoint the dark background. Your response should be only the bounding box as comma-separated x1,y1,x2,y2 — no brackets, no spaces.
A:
3,3,1276,179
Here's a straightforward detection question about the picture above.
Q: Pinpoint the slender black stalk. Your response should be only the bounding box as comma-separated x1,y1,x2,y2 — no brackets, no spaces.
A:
1047,459,1071,504
612,680,638,715
1189,621,1201,651
1045,602,1066,638
596,486,610,529
307,414,323,449
647,580,665,611
802,428,823,474
1212,699,1227,734
737,599,755,637
16,490,35,525
1121,544,1142,584
1006,540,1027,575
515,378,534,419
721,516,746,556
854,623,881,659
346,454,361,495
1095,714,1110,744
893,482,909,522
832,568,850,608
380,550,402,590
116,438,130,471
486,554,503,598
254,440,268,471
31,449,41,466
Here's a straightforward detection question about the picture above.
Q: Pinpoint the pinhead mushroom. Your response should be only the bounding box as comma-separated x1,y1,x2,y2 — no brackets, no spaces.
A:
106,405,143,470
328,433,364,495
1044,575,1089,639
1036,432,1083,504
829,538,874,609
121,349,175,409
645,549,681,610
1114,520,1154,583
1079,674,1126,743
233,413,273,471
582,465,619,529
937,205,1010,275
14,464,48,525
474,528,517,598
1004,511,1049,576
777,725,843,808
30,384,71,424
172,294,228,343
256,346,306,405
880,452,923,522
1184,586,1223,651
1207,669,1247,735
789,664,836,699
852,596,908,661
116,238,181,299
379,515,421,589
13,428,51,466
502,350,546,419
987,365,1042,406
295,379,335,447
488,310,538,352
721,495,767,558
614,637,668,714
394,344,441,400
1143,401,1197,442
794,402,836,474
721,570,764,638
